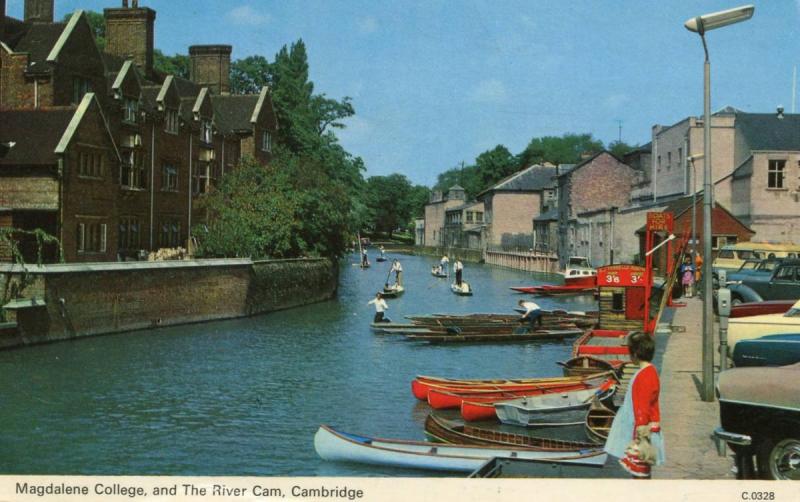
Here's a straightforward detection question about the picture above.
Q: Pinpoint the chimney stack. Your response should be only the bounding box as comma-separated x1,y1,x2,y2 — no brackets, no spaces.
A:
189,45,233,95
1,0,6,40
104,0,156,76
24,0,54,23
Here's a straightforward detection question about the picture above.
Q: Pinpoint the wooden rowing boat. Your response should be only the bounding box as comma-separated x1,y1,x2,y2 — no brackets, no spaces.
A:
410,373,610,401
451,283,473,296
313,425,609,472
423,414,601,451
431,267,448,278
494,385,615,427
572,329,631,362
585,401,616,444
557,356,623,377
381,285,405,298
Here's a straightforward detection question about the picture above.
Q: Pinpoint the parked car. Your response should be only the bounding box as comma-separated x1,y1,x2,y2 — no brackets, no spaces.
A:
714,363,800,479
727,259,800,304
713,242,800,275
730,300,794,318
732,334,800,367
727,300,800,355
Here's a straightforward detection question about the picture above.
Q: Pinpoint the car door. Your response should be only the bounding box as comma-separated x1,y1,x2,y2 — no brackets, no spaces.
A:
769,265,798,300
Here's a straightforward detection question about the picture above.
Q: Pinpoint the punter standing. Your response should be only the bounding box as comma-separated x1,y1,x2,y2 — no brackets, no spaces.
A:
391,259,403,286
440,255,450,276
367,292,389,323
454,259,464,286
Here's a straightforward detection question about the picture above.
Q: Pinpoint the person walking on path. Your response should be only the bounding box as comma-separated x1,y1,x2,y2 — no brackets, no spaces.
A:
391,259,403,287
680,256,695,297
604,332,665,478
367,292,389,323
518,299,543,330
454,259,464,286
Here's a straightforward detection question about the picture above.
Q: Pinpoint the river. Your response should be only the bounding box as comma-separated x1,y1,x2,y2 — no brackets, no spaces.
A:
0,252,596,476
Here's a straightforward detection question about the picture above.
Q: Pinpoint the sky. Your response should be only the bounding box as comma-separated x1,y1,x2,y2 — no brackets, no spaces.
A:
6,1,800,186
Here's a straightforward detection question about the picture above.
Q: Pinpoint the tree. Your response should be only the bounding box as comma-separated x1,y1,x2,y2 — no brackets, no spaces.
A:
230,55,270,95
364,174,415,237
475,145,516,188
433,164,483,199
65,10,106,49
607,140,640,159
517,133,605,167
153,50,190,79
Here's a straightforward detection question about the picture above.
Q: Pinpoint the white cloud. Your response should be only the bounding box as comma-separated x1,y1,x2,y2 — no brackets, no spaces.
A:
469,79,509,103
226,5,271,26
603,93,629,109
357,16,379,34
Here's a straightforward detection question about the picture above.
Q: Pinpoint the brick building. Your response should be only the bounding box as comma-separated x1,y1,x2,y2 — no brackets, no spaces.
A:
422,185,465,247
0,0,278,263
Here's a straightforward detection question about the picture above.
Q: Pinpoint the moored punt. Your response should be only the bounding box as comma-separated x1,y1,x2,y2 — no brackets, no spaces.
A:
494,385,615,427
381,285,405,298
451,282,473,296
431,267,448,278
411,373,609,401
406,327,582,344
510,284,596,296
313,425,609,472
557,356,624,377
585,401,616,444
423,414,601,451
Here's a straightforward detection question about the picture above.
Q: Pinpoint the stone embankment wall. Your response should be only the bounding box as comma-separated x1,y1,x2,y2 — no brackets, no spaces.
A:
0,258,336,349
411,246,484,264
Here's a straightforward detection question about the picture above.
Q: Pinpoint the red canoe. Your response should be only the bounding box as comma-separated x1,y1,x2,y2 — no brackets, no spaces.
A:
425,374,614,410
411,374,595,401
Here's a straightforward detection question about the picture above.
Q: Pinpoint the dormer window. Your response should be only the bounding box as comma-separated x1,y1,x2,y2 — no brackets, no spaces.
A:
165,109,179,134
261,130,272,153
124,98,139,124
72,77,91,104
201,120,213,144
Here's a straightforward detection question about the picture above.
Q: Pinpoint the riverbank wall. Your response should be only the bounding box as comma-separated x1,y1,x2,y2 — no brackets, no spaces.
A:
404,245,484,264
0,258,337,349
403,245,559,274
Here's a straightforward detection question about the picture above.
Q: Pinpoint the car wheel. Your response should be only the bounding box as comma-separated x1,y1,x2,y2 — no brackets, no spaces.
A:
757,438,800,480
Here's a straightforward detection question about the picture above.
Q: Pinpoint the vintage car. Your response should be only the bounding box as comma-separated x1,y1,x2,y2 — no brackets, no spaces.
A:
730,299,794,318
727,300,800,355
727,259,800,304
732,334,800,367
714,363,800,479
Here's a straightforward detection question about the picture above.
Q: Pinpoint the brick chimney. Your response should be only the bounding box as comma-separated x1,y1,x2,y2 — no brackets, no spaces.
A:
24,0,54,23
1,0,6,40
189,45,232,95
104,0,156,76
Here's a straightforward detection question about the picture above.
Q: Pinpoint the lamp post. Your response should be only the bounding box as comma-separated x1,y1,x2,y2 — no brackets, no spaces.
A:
685,5,754,402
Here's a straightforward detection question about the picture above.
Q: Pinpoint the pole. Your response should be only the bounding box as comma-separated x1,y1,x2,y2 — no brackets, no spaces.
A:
701,33,715,402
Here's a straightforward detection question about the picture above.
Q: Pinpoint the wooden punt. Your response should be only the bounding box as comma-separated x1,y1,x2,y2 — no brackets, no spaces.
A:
451,283,473,296
313,425,608,472
585,401,616,444
411,373,611,401
406,328,582,344
557,356,623,377
423,414,601,451
431,267,448,278
376,257,387,262
381,285,405,298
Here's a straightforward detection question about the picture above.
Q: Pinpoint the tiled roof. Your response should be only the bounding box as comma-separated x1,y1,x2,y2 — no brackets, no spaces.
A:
0,108,75,166
141,85,161,113
735,112,800,152
477,164,557,198
173,76,202,98
212,95,259,134
11,22,66,72
533,208,558,222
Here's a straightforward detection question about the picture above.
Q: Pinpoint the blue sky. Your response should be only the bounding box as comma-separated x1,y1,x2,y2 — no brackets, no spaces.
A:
7,1,799,186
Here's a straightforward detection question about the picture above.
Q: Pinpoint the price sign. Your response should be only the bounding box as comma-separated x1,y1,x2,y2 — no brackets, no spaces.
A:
646,212,674,232
597,264,646,287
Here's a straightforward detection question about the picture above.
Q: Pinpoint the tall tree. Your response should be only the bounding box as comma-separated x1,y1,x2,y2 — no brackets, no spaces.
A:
475,145,516,188
434,164,483,200
153,50,190,79
365,174,414,237
517,133,604,167
230,55,270,95
607,140,640,159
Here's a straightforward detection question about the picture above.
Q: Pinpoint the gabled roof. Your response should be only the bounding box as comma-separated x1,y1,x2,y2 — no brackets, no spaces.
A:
556,151,626,179
212,94,259,134
11,22,66,72
46,10,84,63
634,194,754,235
445,200,483,213
0,108,74,166
735,112,800,152
477,164,557,199
111,59,142,97
54,93,121,162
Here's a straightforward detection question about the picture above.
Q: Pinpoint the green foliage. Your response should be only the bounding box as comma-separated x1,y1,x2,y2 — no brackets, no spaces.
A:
517,133,605,168
230,55,270,95
407,185,432,219
607,140,639,159
433,164,483,199
364,174,416,237
153,50,190,79
475,144,517,189
194,152,352,259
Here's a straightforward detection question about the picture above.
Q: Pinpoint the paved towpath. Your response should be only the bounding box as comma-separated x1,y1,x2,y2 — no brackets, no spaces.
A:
654,296,734,479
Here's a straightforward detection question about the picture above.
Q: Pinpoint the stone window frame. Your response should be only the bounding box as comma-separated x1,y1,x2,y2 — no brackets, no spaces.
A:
200,119,213,145
161,161,179,192
72,76,92,105
76,144,106,179
118,216,141,252
164,109,180,135
261,130,273,153
767,159,787,190
123,97,139,125
77,221,107,254
120,149,147,190
159,219,182,248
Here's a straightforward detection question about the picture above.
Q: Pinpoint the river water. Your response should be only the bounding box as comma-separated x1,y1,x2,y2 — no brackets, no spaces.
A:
0,252,596,476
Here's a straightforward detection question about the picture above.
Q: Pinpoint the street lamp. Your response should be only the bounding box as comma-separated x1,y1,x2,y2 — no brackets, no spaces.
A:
685,5,754,402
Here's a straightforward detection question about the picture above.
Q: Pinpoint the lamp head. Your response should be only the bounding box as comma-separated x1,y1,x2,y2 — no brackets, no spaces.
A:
684,5,754,34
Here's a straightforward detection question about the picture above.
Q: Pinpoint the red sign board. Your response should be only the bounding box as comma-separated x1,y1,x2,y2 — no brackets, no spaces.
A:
646,212,674,232
597,264,646,287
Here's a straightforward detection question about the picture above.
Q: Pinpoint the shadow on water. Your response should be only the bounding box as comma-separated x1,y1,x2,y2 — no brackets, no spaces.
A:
0,252,599,476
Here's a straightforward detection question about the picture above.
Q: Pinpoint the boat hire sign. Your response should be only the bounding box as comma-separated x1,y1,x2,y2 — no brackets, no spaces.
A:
646,212,674,232
596,265,645,287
